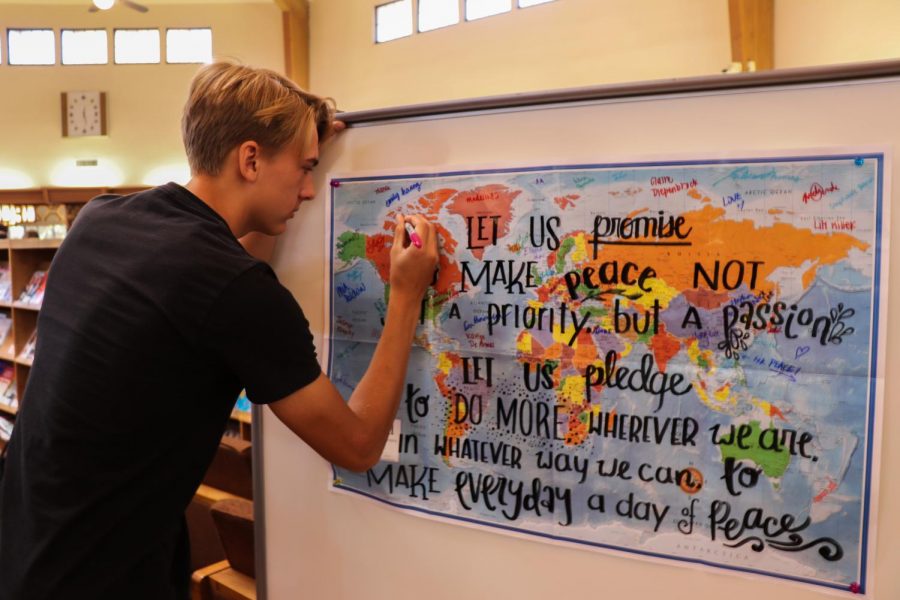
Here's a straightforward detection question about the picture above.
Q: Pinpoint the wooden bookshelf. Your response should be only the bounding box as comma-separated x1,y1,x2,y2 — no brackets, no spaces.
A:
208,567,256,600
231,409,251,425
0,334,14,361
230,408,252,441
8,239,64,250
194,483,246,508
12,302,41,312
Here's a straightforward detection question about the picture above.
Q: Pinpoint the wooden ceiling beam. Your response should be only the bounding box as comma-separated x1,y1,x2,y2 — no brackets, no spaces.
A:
273,0,308,17
276,0,310,89
728,0,774,72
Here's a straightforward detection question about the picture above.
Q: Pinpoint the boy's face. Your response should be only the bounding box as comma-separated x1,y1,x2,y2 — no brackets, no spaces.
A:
251,129,320,235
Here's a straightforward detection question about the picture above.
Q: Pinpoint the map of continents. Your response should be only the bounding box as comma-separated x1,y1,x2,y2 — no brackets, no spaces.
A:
328,155,884,593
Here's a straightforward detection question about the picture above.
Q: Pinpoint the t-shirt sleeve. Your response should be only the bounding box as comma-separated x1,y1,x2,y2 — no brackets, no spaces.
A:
203,263,321,404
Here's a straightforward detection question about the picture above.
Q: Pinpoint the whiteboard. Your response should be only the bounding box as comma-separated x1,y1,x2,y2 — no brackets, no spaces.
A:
262,69,900,600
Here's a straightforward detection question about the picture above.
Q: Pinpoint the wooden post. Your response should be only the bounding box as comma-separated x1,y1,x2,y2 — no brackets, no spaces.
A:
728,0,774,72
275,0,311,89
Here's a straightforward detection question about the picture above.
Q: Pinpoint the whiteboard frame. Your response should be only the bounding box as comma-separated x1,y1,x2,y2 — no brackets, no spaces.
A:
336,59,900,126
254,59,900,600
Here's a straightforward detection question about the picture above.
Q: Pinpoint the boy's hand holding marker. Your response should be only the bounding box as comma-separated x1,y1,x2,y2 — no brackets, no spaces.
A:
389,213,439,304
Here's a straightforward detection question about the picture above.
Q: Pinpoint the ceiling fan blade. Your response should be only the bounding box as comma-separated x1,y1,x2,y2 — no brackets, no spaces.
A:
122,0,149,12
88,5,99,12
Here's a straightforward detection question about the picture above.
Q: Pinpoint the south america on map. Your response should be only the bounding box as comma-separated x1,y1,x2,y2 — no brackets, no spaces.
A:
326,153,886,594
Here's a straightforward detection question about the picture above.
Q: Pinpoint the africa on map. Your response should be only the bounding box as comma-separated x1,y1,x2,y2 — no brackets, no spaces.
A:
326,153,886,594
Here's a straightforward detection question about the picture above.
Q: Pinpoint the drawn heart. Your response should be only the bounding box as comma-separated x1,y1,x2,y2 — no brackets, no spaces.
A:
795,346,810,359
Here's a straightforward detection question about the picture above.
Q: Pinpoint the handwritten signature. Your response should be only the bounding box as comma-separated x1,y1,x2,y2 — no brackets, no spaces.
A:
385,181,424,207
336,282,367,302
801,182,839,204
463,313,491,331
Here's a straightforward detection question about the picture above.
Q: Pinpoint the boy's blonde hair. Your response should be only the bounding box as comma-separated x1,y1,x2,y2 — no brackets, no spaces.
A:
182,61,335,175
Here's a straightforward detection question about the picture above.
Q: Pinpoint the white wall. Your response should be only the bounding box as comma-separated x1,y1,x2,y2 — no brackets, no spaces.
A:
267,77,900,600
0,3,284,188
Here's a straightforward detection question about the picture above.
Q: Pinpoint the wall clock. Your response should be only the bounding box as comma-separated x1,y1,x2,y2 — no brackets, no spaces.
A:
61,91,107,137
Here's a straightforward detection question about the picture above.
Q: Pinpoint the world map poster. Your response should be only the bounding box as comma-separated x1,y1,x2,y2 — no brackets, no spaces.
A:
325,152,888,594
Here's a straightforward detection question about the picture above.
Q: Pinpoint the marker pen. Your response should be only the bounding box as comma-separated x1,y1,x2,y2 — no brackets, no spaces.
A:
404,220,423,249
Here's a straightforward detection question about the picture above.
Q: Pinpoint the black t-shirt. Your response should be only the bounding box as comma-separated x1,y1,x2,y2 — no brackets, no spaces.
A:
0,183,321,600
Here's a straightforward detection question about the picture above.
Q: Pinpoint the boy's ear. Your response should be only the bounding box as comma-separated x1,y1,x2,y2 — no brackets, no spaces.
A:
237,141,261,182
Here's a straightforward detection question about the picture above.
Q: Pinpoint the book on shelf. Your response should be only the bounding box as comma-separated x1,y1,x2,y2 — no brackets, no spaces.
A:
18,270,48,307
222,420,242,439
0,361,15,411
0,415,14,442
0,314,11,348
18,329,37,363
0,266,10,303
2,388,16,411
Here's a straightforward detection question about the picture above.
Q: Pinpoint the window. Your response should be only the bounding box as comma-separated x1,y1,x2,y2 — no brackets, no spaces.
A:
114,28,160,64
7,29,55,65
465,0,512,21
419,0,460,32
61,29,108,65
375,0,557,42
166,28,212,64
375,0,413,43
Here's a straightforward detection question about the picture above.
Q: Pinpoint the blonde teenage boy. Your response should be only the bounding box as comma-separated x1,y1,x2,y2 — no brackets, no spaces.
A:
0,62,437,600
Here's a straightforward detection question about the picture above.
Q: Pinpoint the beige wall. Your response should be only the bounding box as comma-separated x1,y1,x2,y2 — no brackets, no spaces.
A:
0,3,284,188
5,0,900,188
309,0,733,112
310,0,900,112
775,0,900,69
